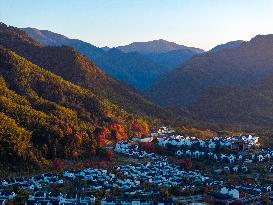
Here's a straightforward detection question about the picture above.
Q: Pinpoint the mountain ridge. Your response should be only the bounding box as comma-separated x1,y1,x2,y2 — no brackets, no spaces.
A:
21,27,204,90
116,39,204,54
1,23,169,120
209,40,244,53
148,34,273,106
21,27,167,90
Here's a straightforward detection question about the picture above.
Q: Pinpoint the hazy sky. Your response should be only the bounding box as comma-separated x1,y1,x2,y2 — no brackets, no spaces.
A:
1,0,273,50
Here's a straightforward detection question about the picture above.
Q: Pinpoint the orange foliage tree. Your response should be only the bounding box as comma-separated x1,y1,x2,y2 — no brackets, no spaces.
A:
130,118,149,137
97,127,111,147
109,123,127,142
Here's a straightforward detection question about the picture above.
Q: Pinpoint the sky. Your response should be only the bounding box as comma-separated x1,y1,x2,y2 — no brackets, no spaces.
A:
1,0,273,50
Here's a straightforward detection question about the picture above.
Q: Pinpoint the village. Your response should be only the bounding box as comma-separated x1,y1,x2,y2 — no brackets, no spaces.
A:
0,127,272,205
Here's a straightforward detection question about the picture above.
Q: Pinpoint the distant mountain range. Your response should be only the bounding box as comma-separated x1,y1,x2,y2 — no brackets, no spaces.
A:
116,39,204,72
16,24,273,130
147,34,273,127
148,35,273,106
191,68,273,127
1,23,170,119
116,39,204,54
21,28,203,90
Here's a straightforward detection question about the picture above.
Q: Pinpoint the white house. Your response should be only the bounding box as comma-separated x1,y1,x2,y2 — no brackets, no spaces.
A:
176,150,183,157
229,188,239,199
193,151,200,159
258,155,264,162
208,142,216,149
229,155,235,163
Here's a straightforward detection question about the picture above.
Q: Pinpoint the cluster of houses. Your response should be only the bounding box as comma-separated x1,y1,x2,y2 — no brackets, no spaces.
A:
151,127,175,136
131,127,175,143
0,128,272,204
100,197,174,205
28,192,96,204
0,156,272,204
113,139,272,203
207,184,273,204
113,161,208,188
175,148,273,164
0,173,63,191
114,141,166,161
0,173,95,204
156,133,272,177
157,134,260,151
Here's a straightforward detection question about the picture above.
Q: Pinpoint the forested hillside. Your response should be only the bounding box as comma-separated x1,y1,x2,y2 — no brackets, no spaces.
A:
191,72,273,128
1,23,169,119
0,45,157,167
148,35,273,106
0,23,176,168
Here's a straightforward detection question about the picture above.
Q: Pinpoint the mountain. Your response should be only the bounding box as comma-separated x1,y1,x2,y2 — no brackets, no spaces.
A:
143,49,202,71
22,28,205,90
116,39,204,76
191,72,273,128
209,40,244,53
21,27,104,57
22,27,70,45
0,45,124,162
1,23,186,168
92,48,164,90
148,34,273,106
21,28,167,90
1,23,170,120
116,39,204,54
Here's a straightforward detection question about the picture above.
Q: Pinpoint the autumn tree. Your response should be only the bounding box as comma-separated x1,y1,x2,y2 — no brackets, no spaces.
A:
52,159,62,170
109,123,127,142
0,112,31,160
130,118,149,136
104,149,114,161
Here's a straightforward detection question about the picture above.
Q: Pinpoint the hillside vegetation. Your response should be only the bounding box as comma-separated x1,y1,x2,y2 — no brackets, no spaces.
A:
0,46,127,162
149,35,273,106
1,23,169,119
191,73,273,128
0,24,169,168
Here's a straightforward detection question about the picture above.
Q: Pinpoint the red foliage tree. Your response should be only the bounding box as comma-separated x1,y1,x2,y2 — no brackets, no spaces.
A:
52,159,63,171
65,127,73,135
98,134,107,146
97,127,111,146
104,149,114,161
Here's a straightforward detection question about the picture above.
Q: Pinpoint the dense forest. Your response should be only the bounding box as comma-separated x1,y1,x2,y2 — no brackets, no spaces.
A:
0,25,158,171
